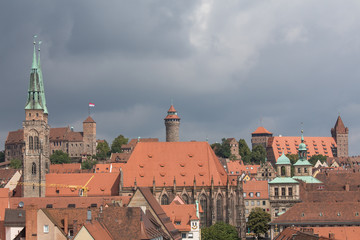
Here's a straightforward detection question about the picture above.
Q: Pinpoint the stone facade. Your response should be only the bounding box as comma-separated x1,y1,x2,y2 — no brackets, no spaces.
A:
331,116,349,157
165,105,180,142
228,138,241,160
251,127,273,150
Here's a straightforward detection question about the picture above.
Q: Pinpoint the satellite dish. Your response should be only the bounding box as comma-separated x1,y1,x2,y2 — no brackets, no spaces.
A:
18,201,24,208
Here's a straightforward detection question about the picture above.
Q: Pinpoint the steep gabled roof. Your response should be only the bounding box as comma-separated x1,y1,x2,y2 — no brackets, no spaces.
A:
123,142,228,188
332,116,348,134
162,202,199,232
83,116,96,123
5,130,24,144
83,220,113,240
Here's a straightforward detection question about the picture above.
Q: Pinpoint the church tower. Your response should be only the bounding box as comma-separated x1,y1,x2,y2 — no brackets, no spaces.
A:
164,105,180,142
23,39,50,197
331,116,349,157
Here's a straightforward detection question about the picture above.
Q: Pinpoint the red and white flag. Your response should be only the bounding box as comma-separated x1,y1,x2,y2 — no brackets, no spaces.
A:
89,103,95,107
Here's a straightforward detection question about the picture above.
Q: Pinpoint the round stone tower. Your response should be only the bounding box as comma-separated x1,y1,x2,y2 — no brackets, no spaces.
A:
164,105,180,142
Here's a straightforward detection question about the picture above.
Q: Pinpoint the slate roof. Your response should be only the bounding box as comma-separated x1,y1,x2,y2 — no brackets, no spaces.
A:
122,142,228,188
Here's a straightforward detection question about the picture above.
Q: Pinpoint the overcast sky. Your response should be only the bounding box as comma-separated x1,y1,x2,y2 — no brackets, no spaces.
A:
1,0,360,155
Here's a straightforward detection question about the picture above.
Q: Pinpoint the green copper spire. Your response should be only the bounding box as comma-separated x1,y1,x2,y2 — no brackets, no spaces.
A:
31,36,37,69
296,129,311,164
37,41,48,114
25,38,45,111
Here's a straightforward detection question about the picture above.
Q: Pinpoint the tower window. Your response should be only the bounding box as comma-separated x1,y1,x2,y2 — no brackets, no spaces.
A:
29,136,34,150
34,136,39,150
161,195,169,205
32,162,36,175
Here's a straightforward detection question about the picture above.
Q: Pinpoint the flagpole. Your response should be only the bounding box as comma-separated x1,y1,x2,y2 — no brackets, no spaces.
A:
88,105,90,116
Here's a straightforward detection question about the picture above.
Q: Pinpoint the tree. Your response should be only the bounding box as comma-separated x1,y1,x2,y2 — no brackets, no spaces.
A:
249,145,266,165
82,159,97,170
0,151,5,163
111,135,129,153
10,159,22,169
201,222,239,240
247,207,271,238
309,154,327,166
96,140,110,160
50,150,71,164
239,139,251,161
211,139,231,159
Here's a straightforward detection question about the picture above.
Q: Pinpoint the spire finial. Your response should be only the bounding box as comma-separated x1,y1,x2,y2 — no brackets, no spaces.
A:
32,35,38,69
171,97,173,106
38,40,42,66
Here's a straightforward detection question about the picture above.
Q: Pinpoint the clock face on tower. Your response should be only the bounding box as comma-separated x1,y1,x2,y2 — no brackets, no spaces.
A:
191,221,198,230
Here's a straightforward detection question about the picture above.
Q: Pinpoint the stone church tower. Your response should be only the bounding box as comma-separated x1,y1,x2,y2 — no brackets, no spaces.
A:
331,116,349,157
164,105,180,142
23,40,50,197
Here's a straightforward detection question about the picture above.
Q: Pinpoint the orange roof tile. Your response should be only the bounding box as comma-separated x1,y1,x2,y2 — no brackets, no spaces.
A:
0,188,10,222
83,221,113,240
94,164,111,173
123,142,227,188
311,226,360,240
10,196,131,209
270,136,336,161
49,163,81,173
164,114,180,120
5,129,24,144
162,202,199,232
168,105,176,112
49,127,69,141
83,116,96,123
227,161,259,175
45,173,120,197
110,152,131,162
252,126,272,135
243,180,268,199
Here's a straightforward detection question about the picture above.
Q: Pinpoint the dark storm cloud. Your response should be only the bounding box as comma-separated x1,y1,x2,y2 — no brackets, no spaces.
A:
1,0,360,155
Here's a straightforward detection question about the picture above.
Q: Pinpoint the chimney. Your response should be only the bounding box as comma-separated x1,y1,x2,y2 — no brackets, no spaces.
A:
64,214,68,235
87,208,92,222
329,232,335,239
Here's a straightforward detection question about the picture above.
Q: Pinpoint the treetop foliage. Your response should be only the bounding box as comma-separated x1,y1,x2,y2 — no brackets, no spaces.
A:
111,135,129,153
50,150,71,164
247,207,271,238
201,222,239,240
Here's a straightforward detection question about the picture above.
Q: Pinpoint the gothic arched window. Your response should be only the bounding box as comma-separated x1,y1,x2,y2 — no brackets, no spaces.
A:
230,194,234,219
161,194,169,205
182,194,189,204
216,194,223,222
200,194,207,227
31,162,36,175
34,136,39,150
29,136,33,150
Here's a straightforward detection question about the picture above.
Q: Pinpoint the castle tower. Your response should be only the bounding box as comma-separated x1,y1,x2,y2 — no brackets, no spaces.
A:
164,105,180,142
83,116,96,156
251,126,273,149
331,116,349,157
23,39,50,197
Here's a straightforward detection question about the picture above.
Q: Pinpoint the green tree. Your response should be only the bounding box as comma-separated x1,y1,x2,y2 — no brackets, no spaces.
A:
249,145,266,165
96,140,110,160
111,135,129,153
81,159,97,170
247,207,271,238
309,154,327,166
238,139,251,161
211,139,231,159
10,159,22,169
201,222,239,240
286,154,298,176
50,150,71,164
0,151,5,163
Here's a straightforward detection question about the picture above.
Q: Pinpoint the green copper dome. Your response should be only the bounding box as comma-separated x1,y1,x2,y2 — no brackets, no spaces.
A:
276,153,291,165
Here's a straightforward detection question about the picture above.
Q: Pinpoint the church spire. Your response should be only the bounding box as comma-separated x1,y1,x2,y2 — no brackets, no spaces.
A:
37,41,48,114
25,38,45,111
298,129,307,160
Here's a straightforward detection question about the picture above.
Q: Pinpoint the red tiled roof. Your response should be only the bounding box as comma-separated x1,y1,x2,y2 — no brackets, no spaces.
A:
311,226,360,240
65,131,83,142
83,221,113,240
5,130,24,144
164,114,180,120
272,202,360,225
162,202,199,232
332,116,348,134
227,161,259,175
49,163,81,173
252,126,272,135
49,127,69,141
83,116,96,123
0,169,18,186
269,136,336,161
168,105,176,112
243,180,269,199
275,227,331,240
110,152,131,162
95,164,111,173
10,196,131,209
123,142,228,188
45,173,120,197
0,188,10,222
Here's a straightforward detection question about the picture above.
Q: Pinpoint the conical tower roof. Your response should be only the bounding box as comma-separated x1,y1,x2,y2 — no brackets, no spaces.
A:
164,105,180,120
252,126,272,135
332,116,348,134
